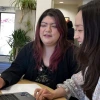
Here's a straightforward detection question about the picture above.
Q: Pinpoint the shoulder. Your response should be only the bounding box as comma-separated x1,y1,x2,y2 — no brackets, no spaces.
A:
18,41,34,55
24,41,34,48
66,44,78,54
65,44,79,62
21,41,34,52
71,71,84,85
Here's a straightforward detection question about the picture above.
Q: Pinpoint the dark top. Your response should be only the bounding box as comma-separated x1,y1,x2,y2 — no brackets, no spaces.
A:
67,21,74,41
1,42,78,90
67,28,74,41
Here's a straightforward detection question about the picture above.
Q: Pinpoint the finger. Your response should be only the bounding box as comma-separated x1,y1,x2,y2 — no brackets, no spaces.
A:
38,89,48,100
34,88,41,97
42,96,47,100
39,89,50,100
36,89,44,100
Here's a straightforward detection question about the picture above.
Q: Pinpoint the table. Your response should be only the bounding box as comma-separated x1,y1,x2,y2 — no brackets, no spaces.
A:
0,79,66,100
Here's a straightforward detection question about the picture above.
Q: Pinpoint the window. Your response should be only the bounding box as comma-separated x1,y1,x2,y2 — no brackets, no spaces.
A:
0,12,15,55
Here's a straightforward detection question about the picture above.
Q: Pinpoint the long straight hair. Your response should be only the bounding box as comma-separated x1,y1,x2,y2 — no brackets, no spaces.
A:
34,8,71,71
77,0,100,99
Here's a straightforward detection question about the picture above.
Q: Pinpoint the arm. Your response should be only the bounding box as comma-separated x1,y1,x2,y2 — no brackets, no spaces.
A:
52,87,67,99
0,42,33,88
0,77,5,89
57,71,85,99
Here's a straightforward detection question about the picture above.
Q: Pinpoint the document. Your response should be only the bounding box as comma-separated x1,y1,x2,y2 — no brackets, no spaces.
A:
1,84,41,95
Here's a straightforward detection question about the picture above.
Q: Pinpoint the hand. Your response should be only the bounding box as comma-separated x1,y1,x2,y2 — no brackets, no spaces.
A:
34,88,54,100
0,77,5,89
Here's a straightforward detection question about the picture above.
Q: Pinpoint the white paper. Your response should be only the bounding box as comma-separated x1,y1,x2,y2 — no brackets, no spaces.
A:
1,84,41,95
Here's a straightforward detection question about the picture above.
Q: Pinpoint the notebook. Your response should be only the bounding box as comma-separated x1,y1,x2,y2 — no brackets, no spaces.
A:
1,84,41,95
0,92,36,100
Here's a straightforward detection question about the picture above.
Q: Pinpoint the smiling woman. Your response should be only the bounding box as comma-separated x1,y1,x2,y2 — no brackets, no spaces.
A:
40,16,60,47
0,9,78,100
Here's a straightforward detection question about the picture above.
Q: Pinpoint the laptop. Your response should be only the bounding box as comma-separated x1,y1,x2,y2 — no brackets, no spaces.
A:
0,92,36,100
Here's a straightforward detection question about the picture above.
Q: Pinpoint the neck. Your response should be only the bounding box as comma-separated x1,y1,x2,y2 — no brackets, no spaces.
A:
42,45,56,67
43,45,55,58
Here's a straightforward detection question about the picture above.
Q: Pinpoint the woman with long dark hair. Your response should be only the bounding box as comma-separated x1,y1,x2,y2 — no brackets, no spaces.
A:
0,8,77,92
34,0,100,100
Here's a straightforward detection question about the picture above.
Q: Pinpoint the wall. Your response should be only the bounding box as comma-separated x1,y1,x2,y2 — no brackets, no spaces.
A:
55,4,78,28
0,0,14,7
54,4,79,46
83,0,92,4
35,0,54,28
15,10,36,41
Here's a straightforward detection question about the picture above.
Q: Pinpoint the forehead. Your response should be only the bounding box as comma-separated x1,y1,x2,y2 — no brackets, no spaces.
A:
42,16,55,23
75,11,83,26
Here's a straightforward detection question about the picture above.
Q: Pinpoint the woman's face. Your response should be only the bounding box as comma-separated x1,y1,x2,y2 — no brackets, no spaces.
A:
74,11,84,45
39,16,60,47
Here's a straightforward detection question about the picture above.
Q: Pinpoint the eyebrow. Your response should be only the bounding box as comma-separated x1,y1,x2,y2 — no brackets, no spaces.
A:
41,22,56,25
75,24,83,27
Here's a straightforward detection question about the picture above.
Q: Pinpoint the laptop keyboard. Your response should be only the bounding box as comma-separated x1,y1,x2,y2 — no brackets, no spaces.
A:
0,94,19,100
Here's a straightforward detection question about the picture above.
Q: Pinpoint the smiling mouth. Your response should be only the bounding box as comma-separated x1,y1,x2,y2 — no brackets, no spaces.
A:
44,34,52,37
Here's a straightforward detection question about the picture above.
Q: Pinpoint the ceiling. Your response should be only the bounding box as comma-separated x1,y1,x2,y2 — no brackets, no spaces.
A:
54,0,82,5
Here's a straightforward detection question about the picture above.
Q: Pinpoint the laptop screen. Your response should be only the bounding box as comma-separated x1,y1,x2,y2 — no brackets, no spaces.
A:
0,92,36,100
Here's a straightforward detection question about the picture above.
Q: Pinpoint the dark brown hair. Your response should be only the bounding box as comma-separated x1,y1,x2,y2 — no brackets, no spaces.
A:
78,0,100,99
34,8,71,71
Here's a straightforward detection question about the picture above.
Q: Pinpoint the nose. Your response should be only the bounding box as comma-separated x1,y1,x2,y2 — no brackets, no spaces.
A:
74,31,79,40
46,25,52,32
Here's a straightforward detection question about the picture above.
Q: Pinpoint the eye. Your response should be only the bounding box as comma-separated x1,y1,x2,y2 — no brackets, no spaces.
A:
41,24,46,27
75,29,83,32
78,30,83,32
51,25,57,28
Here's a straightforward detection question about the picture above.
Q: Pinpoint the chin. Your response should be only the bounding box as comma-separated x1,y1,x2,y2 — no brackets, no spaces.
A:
44,42,51,46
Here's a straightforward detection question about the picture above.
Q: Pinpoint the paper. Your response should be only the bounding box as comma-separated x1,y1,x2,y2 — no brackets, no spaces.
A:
1,84,41,95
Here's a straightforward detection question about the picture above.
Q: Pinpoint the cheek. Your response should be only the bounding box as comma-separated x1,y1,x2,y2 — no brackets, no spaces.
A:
39,28,44,36
40,28,43,34
54,32,60,40
81,33,84,41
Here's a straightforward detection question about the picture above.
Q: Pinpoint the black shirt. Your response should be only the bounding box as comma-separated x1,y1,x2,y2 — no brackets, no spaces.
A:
1,41,78,89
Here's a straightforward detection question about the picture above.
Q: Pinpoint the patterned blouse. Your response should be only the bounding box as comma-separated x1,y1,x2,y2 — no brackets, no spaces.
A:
57,71,100,100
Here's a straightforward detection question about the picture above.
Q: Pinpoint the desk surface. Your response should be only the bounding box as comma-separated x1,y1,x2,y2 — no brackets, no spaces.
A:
0,79,66,100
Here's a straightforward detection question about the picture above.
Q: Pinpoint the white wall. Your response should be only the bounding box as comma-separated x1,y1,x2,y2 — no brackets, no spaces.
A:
83,0,92,4
15,10,36,41
55,4,78,28
35,0,54,28
0,0,10,6
0,0,14,7
54,4,79,46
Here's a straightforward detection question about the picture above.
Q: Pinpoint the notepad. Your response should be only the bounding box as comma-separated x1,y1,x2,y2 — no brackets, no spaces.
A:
1,84,41,95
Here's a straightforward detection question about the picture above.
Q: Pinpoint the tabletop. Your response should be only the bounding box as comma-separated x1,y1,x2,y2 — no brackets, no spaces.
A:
0,79,66,100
